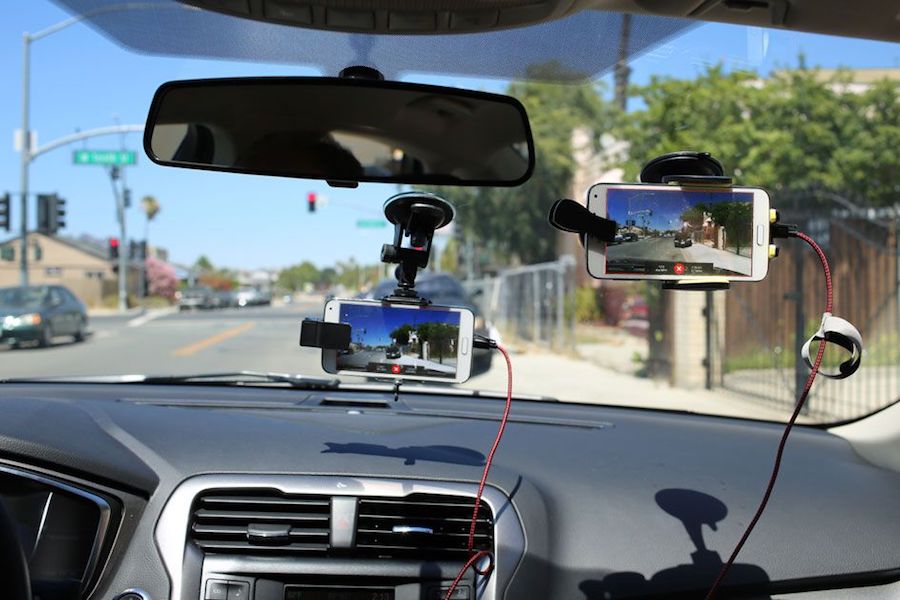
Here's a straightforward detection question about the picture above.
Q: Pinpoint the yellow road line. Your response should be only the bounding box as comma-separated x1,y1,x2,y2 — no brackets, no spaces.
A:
172,322,255,357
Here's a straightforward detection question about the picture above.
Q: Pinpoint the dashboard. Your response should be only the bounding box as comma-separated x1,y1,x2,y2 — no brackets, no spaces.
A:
1,382,899,600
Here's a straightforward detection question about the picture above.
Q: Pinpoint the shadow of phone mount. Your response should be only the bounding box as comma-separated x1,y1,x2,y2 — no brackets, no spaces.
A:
379,191,455,305
549,151,734,292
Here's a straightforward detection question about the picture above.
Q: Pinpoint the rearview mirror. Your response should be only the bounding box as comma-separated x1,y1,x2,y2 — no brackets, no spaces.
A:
144,77,534,187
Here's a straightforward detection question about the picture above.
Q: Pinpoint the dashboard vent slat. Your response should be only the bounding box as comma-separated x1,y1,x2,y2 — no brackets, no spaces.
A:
355,493,494,560
189,489,331,556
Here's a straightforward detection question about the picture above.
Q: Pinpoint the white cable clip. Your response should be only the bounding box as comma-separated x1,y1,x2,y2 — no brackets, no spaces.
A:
800,312,863,379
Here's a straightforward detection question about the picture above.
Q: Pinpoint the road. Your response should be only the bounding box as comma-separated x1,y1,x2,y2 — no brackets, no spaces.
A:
0,303,328,379
0,300,800,422
339,349,457,375
607,237,751,275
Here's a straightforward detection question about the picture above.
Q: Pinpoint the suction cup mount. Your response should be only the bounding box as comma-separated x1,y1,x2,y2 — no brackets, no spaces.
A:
380,191,455,303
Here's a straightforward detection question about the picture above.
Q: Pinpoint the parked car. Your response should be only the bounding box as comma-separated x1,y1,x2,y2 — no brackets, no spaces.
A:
212,290,237,309
0,285,87,348
363,273,495,375
674,232,693,248
622,232,639,242
236,288,272,307
177,286,215,311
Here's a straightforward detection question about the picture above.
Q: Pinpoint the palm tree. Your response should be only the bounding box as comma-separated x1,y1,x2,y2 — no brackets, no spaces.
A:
141,195,160,241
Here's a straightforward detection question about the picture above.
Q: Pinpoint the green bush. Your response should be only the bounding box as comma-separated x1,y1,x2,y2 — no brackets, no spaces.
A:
571,286,602,323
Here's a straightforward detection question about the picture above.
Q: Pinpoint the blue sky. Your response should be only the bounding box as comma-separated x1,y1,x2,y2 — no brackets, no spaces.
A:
607,189,754,231
340,303,459,347
1,2,896,270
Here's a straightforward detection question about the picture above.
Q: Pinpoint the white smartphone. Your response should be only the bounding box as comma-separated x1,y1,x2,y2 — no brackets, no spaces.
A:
321,299,475,384
586,183,771,281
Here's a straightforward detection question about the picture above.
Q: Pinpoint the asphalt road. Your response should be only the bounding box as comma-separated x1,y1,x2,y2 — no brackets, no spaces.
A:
607,237,751,274
0,303,329,379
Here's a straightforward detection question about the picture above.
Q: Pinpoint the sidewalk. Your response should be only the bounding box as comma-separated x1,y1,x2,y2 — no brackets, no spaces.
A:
464,346,803,423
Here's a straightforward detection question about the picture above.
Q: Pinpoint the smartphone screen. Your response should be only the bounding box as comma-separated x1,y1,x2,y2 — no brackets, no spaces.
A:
324,301,473,382
587,185,769,280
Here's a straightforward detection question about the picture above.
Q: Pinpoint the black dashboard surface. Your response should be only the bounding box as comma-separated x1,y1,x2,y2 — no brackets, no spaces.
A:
1,382,899,599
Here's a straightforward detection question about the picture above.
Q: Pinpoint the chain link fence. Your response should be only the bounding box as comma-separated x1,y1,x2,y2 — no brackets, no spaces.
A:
463,256,576,350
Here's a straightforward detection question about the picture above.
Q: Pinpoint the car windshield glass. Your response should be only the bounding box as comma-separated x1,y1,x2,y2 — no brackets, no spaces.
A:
0,287,47,307
0,2,897,427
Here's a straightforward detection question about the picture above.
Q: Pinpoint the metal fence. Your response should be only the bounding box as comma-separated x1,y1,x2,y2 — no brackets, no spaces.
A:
463,256,576,350
723,193,899,422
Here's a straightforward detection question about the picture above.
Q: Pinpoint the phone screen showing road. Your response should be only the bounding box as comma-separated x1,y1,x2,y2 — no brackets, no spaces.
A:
336,303,461,379
605,187,754,277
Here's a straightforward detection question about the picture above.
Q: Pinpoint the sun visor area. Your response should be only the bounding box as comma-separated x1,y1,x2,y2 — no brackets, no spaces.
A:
51,0,695,82
179,0,566,34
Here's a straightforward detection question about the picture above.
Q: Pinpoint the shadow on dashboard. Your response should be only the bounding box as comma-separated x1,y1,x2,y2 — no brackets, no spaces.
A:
579,489,772,599
321,442,486,466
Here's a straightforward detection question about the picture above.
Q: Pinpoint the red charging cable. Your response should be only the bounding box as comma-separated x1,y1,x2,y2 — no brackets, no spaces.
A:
705,231,833,599
443,344,513,600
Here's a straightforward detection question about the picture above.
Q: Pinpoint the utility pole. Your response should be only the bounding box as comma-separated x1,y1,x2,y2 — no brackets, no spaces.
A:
18,5,155,286
19,33,32,286
613,13,632,112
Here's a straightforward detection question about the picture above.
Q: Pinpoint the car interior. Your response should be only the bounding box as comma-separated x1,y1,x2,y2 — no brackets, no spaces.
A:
0,1,898,600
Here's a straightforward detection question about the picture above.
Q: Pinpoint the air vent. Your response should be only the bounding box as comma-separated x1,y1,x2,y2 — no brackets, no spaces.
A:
355,494,494,560
189,489,331,555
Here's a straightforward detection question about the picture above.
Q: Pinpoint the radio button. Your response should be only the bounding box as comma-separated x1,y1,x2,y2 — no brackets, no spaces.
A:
226,581,250,600
205,580,229,600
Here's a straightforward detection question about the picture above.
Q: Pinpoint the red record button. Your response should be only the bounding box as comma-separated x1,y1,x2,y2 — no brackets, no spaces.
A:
391,364,402,375
673,263,686,275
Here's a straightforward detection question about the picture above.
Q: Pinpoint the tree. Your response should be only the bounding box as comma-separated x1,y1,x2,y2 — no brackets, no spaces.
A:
146,256,177,300
706,202,753,254
390,324,413,346
194,255,214,272
141,195,160,221
431,75,619,271
621,63,899,205
278,261,320,292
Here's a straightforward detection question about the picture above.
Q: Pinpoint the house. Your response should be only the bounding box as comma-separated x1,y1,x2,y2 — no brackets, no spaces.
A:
0,232,126,307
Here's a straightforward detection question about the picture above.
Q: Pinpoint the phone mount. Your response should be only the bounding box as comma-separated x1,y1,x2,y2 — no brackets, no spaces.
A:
380,191,455,305
548,151,734,291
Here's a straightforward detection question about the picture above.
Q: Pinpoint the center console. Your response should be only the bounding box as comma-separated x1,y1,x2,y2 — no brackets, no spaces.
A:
156,475,525,600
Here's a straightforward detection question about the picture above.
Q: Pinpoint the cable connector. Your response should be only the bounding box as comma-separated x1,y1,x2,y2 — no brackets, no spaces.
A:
473,334,498,350
771,222,798,239
769,208,798,239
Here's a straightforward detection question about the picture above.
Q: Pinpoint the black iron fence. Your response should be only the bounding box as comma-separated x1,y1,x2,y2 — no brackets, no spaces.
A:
723,193,899,422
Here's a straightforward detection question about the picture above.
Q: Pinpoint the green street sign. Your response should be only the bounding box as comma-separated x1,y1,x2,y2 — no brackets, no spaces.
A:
356,219,387,228
73,150,137,166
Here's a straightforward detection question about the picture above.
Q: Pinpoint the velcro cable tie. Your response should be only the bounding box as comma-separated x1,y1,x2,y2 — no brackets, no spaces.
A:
801,312,863,379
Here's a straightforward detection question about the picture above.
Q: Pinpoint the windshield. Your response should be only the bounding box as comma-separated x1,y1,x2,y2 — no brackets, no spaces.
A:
0,286,48,307
1,2,897,426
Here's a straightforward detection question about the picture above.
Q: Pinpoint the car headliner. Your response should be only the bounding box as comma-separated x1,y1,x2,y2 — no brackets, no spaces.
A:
53,0,695,82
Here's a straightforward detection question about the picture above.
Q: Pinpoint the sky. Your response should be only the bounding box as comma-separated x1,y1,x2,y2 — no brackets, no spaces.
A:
607,188,754,231
1,1,897,270
341,303,460,347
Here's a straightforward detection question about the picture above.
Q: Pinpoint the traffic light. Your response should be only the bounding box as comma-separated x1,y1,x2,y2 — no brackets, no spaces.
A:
53,196,66,231
307,192,316,213
123,188,132,209
128,240,149,260
36,194,66,235
108,237,120,259
37,194,50,233
0,193,9,232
